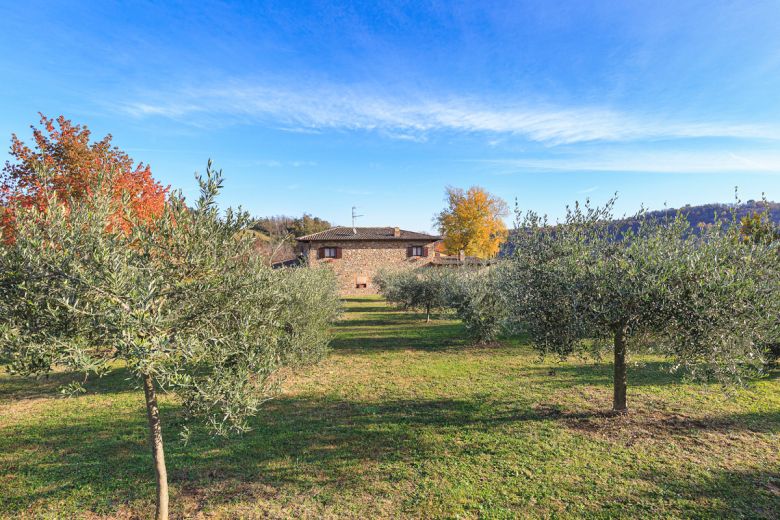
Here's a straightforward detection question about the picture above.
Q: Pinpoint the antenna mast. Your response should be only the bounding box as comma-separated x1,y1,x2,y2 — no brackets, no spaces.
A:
351,206,363,234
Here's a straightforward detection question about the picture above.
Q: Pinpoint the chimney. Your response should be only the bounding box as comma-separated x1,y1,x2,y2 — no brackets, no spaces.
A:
458,249,465,262
393,227,401,237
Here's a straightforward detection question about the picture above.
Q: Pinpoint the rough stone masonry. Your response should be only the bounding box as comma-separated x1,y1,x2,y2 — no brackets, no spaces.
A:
296,226,441,295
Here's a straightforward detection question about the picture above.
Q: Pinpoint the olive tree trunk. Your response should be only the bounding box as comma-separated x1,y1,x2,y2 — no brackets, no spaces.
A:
143,374,169,520
426,305,431,323
612,325,628,413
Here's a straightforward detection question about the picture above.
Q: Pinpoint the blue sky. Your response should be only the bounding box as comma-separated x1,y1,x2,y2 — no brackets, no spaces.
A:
2,1,779,232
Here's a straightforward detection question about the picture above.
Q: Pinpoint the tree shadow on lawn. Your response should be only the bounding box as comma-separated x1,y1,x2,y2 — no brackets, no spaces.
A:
629,467,780,519
3,388,778,516
336,312,454,328
0,395,529,514
341,305,398,314
538,360,779,391
537,403,780,437
329,322,469,353
528,361,685,389
335,317,432,328
340,297,393,314
0,366,137,403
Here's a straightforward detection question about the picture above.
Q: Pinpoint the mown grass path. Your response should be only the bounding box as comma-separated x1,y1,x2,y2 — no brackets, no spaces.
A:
1,297,778,518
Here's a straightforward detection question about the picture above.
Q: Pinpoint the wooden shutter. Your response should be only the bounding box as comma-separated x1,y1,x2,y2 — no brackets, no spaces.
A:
317,247,324,259
407,246,413,257
423,246,429,257
335,247,342,259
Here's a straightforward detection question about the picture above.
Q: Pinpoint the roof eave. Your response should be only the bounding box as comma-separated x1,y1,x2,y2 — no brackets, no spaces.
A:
296,236,442,242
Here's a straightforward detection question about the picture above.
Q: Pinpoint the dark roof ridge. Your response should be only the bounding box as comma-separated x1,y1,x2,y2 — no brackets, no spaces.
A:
297,226,441,241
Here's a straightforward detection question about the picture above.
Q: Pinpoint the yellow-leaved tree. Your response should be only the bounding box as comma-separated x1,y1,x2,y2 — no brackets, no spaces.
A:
435,186,509,258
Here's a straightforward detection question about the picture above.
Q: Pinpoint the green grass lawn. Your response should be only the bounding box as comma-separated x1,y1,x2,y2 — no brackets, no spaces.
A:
1,297,778,519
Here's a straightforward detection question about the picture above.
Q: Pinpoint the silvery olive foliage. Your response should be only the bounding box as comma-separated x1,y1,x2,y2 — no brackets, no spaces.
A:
502,196,779,411
445,266,509,344
374,268,453,322
0,162,340,435
376,266,508,343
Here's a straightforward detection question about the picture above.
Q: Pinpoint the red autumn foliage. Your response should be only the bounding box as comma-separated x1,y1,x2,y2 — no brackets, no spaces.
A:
1,114,168,241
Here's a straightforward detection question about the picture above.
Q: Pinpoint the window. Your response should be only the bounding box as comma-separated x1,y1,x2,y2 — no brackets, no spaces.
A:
356,275,368,289
411,246,424,257
317,247,341,260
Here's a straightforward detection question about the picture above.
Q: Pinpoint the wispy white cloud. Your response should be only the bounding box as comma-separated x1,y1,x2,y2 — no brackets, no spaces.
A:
256,159,282,167
255,159,317,168
115,81,780,146
579,186,599,194
482,149,780,174
278,127,322,135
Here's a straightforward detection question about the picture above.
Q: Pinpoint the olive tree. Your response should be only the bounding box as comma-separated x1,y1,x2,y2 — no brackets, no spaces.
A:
503,198,778,413
445,266,509,343
374,268,452,322
0,162,340,519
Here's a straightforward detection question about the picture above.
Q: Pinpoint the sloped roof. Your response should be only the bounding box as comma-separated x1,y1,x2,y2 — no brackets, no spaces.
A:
297,226,441,241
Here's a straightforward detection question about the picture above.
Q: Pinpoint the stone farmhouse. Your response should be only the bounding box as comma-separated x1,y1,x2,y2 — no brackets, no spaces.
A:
296,226,442,295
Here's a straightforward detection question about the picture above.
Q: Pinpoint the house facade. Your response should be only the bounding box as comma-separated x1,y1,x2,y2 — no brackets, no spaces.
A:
296,226,441,295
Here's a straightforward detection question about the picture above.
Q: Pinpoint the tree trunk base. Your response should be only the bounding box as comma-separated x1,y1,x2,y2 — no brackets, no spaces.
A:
144,374,169,520
612,325,628,414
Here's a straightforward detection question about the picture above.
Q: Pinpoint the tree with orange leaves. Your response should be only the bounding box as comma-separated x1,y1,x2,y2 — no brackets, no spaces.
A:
435,186,509,258
1,114,168,240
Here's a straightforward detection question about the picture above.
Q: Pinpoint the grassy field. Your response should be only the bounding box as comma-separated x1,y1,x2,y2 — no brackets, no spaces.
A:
1,297,778,519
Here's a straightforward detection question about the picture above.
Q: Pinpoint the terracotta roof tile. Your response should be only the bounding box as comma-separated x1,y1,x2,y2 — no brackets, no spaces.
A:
297,227,441,241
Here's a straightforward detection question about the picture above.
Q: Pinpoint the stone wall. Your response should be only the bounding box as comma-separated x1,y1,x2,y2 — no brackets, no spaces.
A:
299,240,437,295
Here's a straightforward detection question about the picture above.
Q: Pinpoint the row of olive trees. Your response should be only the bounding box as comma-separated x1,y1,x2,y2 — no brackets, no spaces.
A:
374,268,451,323
377,198,779,414
0,162,340,520
374,267,507,343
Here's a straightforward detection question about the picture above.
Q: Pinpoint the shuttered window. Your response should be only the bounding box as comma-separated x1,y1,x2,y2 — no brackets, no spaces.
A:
319,247,341,259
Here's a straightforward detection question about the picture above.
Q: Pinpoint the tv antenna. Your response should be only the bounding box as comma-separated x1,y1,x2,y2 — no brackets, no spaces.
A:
351,206,363,234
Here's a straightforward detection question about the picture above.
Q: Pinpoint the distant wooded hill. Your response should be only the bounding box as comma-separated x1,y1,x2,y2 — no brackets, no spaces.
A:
616,200,780,232
250,213,332,264
501,200,780,256
252,213,332,240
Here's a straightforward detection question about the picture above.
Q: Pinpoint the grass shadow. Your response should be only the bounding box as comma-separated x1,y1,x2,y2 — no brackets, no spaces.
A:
340,305,397,314
329,323,468,353
336,318,424,328
0,395,519,514
3,388,777,516
0,366,137,403
529,361,686,388
630,467,780,518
